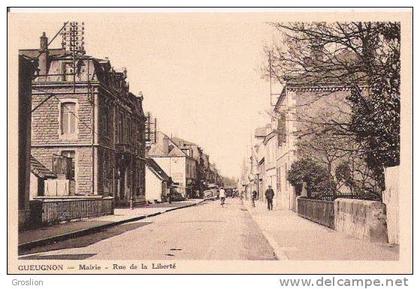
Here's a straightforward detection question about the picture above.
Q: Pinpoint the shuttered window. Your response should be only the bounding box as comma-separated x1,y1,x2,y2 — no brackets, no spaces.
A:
61,102,76,135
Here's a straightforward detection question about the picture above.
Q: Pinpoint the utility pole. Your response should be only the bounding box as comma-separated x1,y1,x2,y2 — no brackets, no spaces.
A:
268,51,282,107
61,21,85,92
61,21,93,195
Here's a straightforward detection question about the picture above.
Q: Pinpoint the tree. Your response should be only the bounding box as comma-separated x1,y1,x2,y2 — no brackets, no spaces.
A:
335,160,382,200
287,158,335,198
264,21,400,192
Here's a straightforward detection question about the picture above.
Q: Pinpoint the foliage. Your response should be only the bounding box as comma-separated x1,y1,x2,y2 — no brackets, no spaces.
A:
335,159,383,200
335,161,354,188
287,158,336,197
265,21,400,192
347,23,400,169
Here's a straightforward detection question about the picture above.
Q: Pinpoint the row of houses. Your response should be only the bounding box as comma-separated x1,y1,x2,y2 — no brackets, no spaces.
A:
240,75,376,211
145,131,223,203
239,55,400,245
18,29,222,229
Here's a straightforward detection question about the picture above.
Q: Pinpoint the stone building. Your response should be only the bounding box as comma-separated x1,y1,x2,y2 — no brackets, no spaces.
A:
21,32,146,207
172,137,212,197
147,131,197,197
273,80,353,210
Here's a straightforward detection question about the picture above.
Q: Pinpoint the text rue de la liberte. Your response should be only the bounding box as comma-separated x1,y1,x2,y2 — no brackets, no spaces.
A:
79,263,177,271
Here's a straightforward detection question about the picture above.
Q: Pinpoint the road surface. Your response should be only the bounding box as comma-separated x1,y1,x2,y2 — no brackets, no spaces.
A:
20,199,277,260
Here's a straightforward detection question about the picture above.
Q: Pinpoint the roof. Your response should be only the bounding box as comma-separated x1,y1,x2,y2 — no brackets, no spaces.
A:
273,77,355,112
30,156,57,179
19,48,66,59
168,145,187,157
172,136,202,160
171,137,198,147
147,144,167,157
146,158,171,182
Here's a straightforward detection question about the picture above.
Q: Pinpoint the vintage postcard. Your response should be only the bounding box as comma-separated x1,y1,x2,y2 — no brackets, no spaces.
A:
7,7,412,275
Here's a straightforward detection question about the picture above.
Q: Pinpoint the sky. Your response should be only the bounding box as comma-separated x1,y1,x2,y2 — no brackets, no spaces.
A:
9,11,284,179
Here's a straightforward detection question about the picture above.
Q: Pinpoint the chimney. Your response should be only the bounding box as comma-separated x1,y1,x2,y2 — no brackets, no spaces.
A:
38,32,49,77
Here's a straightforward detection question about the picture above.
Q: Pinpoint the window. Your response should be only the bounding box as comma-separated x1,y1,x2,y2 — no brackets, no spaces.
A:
61,151,75,180
127,118,132,144
118,111,124,143
61,102,76,136
53,151,75,181
102,150,109,194
102,105,110,136
52,151,76,195
62,62,74,81
124,116,129,143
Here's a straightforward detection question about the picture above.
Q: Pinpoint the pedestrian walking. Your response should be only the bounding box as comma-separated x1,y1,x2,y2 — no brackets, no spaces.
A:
219,187,226,207
251,190,257,207
265,185,275,210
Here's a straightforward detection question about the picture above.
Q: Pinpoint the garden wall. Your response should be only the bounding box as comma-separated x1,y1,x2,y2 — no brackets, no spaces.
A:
334,198,388,243
297,197,389,243
383,166,400,244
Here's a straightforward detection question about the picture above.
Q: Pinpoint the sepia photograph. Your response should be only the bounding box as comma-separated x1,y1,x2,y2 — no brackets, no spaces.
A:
7,7,412,275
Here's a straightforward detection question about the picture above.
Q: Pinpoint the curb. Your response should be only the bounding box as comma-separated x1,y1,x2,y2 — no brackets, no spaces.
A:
244,202,289,261
18,199,207,253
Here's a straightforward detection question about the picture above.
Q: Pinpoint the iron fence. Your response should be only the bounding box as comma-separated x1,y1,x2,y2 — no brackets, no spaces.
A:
314,192,381,202
29,196,114,227
297,197,335,229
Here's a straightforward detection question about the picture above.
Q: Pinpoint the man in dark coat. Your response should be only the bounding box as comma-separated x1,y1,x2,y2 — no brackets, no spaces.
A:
265,185,275,210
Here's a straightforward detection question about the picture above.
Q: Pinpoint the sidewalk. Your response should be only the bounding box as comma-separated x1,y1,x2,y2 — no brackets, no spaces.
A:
19,199,207,252
245,200,399,260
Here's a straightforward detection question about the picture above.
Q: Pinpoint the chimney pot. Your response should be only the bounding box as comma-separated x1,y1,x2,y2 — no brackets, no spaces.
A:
39,32,49,77
40,32,48,51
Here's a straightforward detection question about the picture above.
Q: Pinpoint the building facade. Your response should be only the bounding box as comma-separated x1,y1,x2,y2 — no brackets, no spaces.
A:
145,158,172,203
147,131,197,197
22,32,146,207
273,82,353,210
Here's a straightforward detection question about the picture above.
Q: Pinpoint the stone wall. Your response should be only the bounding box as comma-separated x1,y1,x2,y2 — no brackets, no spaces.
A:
384,166,399,244
334,198,388,243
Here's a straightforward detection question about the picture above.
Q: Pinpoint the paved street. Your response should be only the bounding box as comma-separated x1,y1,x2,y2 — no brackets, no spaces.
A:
19,199,276,260
19,198,398,261
246,200,399,260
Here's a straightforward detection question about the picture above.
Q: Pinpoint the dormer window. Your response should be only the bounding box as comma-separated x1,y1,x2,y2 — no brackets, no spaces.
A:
62,62,74,81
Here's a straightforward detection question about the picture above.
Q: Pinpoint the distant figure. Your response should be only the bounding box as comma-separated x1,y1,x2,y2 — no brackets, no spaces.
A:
219,187,226,207
265,185,275,210
251,190,257,207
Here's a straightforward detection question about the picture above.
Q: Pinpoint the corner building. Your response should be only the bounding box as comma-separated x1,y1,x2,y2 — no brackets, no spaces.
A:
22,33,146,207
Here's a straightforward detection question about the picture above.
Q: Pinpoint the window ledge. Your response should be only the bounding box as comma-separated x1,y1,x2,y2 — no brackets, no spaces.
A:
59,134,78,141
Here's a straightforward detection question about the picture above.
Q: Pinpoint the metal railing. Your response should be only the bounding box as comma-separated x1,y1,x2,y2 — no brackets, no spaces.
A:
297,197,335,229
315,192,381,202
30,196,114,226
